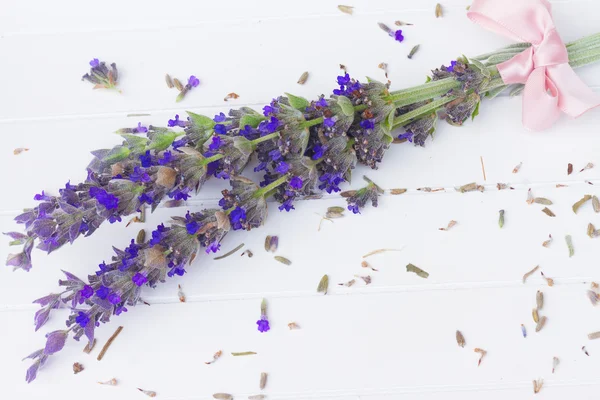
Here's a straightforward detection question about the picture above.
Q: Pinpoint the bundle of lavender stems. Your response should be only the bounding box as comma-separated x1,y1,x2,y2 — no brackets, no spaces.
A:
10,33,600,382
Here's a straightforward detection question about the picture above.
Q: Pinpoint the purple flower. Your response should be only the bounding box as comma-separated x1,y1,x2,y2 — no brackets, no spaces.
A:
168,188,190,201
360,119,375,130
33,191,51,201
96,286,109,300
208,135,224,151
158,151,173,165
318,172,344,194
75,311,90,328
115,305,128,315
138,193,153,205
79,285,93,300
397,132,414,142
132,272,147,287
394,29,404,42
337,74,351,86
186,220,200,235
134,122,148,133
108,292,121,305
268,149,282,161
139,150,152,168
229,207,247,231
259,116,280,134
324,117,335,127
129,166,150,183
149,223,166,246
446,60,458,73
214,124,227,135
348,203,360,214
278,199,295,212
311,144,326,160
124,239,139,259
89,58,100,68
263,105,277,116
167,114,187,128
257,316,270,333
275,161,289,174
205,241,221,254
213,112,226,122
316,98,328,107
188,75,200,87
89,187,119,210
289,176,303,190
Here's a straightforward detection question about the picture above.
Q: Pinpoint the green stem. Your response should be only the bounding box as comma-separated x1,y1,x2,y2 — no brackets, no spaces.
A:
392,96,457,129
253,176,289,198
250,132,280,146
200,153,224,166
301,117,323,129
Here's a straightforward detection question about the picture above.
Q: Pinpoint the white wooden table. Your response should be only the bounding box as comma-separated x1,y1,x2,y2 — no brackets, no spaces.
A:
1,1,600,398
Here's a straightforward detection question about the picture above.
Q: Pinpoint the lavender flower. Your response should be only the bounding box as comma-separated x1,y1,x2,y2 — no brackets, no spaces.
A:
256,298,270,333
343,176,384,214
176,75,200,102
394,30,405,42
81,59,119,91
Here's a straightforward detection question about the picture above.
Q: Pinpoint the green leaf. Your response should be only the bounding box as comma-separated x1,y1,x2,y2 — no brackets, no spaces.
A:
468,58,491,78
239,114,266,129
337,96,355,117
186,111,216,129
383,110,395,133
120,134,149,153
147,131,180,151
425,76,432,83
285,93,310,111
471,101,481,121
101,146,131,164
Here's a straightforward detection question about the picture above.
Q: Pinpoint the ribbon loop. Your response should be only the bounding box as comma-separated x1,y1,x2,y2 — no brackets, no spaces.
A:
467,0,600,131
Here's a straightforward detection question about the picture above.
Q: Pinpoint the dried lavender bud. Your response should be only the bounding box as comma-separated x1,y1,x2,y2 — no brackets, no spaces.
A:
407,45,420,59
288,322,301,330
138,388,157,397
533,378,544,394
534,198,553,205
456,330,465,348
389,188,407,195
536,316,547,332
588,331,600,340
456,182,484,193
213,394,233,400
497,183,514,190
260,372,268,390
498,210,504,228
98,378,118,386
536,291,544,310
541,207,555,217
136,229,146,244
542,235,553,247
274,256,291,265
541,271,554,286
249,396,266,400
552,357,559,373
82,59,119,91
297,72,309,85
395,20,413,26
265,235,279,252
532,308,540,323
567,163,573,175
338,5,353,14
406,263,429,278
593,196,600,213
173,78,184,91
587,290,600,306
345,176,383,214
14,147,29,155
435,3,443,17
165,74,174,88
73,362,84,374
317,275,329,294
521,324,527,338
565,235,574,257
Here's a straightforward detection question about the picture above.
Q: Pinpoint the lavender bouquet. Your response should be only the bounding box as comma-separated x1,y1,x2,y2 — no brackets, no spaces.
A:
12,32,600,381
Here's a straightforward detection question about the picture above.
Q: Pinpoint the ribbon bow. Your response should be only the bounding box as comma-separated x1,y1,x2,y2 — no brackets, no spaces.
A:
467,0,600,131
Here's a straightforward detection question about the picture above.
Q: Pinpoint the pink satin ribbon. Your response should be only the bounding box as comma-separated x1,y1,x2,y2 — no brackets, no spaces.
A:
467,0,600,131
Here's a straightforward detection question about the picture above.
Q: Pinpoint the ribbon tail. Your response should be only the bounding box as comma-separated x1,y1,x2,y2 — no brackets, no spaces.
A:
548,64,600,118
522,68,561,131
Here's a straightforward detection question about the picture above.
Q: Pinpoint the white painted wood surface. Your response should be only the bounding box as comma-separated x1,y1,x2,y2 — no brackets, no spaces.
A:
1,0,600,398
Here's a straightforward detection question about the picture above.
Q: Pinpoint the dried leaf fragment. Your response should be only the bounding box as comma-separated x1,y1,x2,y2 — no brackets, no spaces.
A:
567,163,573,175
274,256,291,265
138,388,157,397
542,235,553,248
317,275,329,294
497,183,514,190
287,322,301,330
249,396,266,400
523,265,539,283
407,44,420,59
456,182,484,193
439,220,457,231
435,3,443,18
541,207,555,217
395,20,413,26
406,263,429,279
534,198,553,205
541,271,554,286
512,162,523,173
552,356,559,373
97,326,123,361
474,348,486,366
14,148,29,155
587,290,600,306
593,196,600,213
224,92,240,101
354,275,372,285
265,235,279,252
83,338,96,354
178,284,186,302
573,195,592,213
205,350,223,365
73,362,84,374
173,78,184,91
456,330,465,348
231,351,257,356
337,5,354,15
588,331,600,340
582,346,590,356
297,71,309,85
361,260,378,271
536,316,547,332
532,308,540,323
498,210,505,228
260,372,268,390
580,162,594,172
136,229,146,244
338,279,356,287
536,290,544,310
362,248,403,258
390,188,407,195
587,223,600,238
213,394,233,400
533,378,544,394
98,378,118,386
241,250,254,258
565,235,574,257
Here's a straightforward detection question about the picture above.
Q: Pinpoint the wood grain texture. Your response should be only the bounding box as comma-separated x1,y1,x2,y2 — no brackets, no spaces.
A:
1,1,600,399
